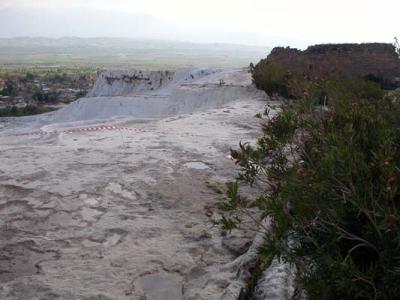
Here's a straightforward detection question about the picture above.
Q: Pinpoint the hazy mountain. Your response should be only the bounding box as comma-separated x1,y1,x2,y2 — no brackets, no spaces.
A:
0,7,273,67
0,8,181,39
0,7,284,46
0,37,270,56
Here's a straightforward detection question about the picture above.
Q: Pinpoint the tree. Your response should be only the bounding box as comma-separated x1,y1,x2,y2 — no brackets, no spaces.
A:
1,80,19,97
33,89,59,103
25,72,35,81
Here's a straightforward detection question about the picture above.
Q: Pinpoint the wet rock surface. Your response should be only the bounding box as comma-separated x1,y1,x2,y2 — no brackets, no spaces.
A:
0,89,276,299
135,272,183,300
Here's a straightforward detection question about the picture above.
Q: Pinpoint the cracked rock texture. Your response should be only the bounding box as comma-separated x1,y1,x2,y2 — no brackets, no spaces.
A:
0,68,278,299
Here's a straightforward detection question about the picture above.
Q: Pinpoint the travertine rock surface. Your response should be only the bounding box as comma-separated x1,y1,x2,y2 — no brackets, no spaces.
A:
0,68,278,299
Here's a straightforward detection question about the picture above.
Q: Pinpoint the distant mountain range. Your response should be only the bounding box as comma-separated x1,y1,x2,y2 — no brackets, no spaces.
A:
0,7,273,68
0,8,178,40
0,7,279,46
0,37,270,57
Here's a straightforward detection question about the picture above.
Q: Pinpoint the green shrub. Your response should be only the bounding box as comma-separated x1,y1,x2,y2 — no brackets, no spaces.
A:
33,89,59,103
364,74,398,90
25,72,35,81
219,78,400,299
251,60,303,98
0,80,19,97
252,58,386,107
0,105,52,117
75,90,87,98
50,72,69,84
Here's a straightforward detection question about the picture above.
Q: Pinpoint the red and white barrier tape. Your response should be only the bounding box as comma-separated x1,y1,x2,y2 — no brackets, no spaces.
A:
7,125,145,137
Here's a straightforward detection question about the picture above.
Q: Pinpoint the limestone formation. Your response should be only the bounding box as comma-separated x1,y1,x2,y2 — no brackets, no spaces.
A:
0,68,274,300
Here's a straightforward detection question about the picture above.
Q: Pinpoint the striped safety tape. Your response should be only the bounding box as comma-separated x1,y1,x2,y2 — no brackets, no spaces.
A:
8,125,145,137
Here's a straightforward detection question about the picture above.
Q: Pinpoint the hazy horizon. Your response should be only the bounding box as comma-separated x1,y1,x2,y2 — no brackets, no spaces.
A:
0,0,398,48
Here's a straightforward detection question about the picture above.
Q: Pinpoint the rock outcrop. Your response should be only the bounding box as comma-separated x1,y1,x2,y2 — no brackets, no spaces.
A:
265,43,400,88
43,68,263,122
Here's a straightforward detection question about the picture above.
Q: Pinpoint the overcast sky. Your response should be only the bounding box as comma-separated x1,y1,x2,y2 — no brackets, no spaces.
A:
0,0,398,47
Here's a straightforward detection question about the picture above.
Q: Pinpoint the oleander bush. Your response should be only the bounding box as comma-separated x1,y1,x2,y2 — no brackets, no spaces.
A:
219,70,400,299
251,60,304,99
